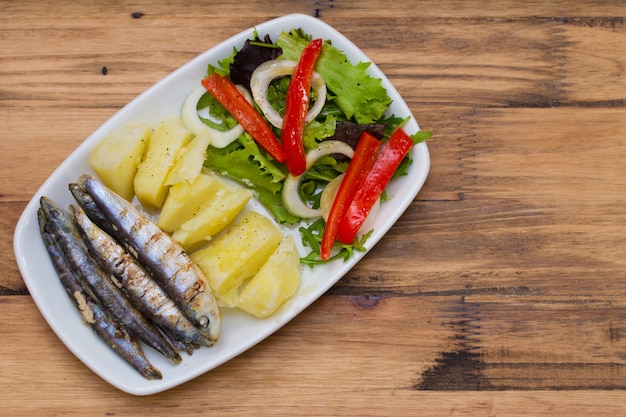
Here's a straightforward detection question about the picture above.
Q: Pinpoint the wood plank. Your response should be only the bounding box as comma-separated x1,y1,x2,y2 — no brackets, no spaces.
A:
2,7,623,110
3,0,624,22
0,202,28,294
4,295,626,414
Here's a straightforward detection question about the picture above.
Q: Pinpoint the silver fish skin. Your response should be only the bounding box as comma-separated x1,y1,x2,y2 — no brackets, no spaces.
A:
71,183,202,353
37,208,162,380
38,196,182,364
72,203,212,349
79,174,220,344
69,182,117,237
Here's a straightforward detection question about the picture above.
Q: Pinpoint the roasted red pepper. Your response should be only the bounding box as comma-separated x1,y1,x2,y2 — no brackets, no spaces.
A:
281,38,324,176
201,72,286,163
336,128,415,244
320,132,381,260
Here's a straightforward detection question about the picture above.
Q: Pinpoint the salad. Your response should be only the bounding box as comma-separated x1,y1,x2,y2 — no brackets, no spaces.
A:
184,28,431,264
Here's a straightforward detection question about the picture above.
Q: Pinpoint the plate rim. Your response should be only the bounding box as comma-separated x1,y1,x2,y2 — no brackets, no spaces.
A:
13,13,430,395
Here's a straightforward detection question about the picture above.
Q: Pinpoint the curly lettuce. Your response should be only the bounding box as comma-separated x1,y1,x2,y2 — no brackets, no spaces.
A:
276,29,392,124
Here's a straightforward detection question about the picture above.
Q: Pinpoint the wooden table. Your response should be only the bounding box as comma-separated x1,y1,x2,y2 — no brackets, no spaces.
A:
2,0,625,414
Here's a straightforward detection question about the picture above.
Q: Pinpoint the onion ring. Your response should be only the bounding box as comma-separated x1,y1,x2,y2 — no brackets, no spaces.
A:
181,84,253,148
250,59,327,129
281,140,354,218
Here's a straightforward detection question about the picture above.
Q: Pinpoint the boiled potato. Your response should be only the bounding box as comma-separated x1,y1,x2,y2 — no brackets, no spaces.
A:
157,171,223,233
164,135,211,186
237,234,300,318
133,116,194,208
191,211,283,302
87,120,152,201
171,179,252,250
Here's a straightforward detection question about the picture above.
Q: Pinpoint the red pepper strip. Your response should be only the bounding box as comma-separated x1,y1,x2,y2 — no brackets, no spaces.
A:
201,73,286,163
281,38,324,176
336,128,415,245
320,132,382,260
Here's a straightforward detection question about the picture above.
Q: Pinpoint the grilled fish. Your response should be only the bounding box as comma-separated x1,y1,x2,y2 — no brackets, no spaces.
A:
71,201,212,350
38,196,182,364
78,174,220,344
71,184,198,352
38,208,162,380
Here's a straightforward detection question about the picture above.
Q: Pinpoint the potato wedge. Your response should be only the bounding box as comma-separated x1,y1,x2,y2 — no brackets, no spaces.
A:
237,234,300,318
87,120,152,201
171,180,252,250
157,171,223,233
191,211,283,302
164,135,211,187
133,116,194,208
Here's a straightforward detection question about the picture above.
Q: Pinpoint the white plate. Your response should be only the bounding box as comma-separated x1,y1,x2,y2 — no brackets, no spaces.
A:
13,13,430,395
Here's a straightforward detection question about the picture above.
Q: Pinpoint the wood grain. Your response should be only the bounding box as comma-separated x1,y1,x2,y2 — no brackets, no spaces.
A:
2,0,626,415
4,296,626,414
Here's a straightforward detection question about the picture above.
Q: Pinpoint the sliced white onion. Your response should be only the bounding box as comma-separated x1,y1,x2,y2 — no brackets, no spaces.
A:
282,140,354,219
319,173,344,221
181,84,253,148
250,59,327,129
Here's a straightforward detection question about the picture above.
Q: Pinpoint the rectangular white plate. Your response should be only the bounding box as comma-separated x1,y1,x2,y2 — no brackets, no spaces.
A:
13,13,430,395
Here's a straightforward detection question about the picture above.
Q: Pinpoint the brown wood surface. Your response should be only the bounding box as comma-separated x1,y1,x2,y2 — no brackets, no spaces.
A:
2,0,626,415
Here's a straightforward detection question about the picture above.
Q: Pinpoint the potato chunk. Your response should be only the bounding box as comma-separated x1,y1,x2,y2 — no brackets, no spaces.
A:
157,172,223,233
171,178,252,250
191,211,283,303
237,234,301,318
164,135,211,187
133,116,194,208
88,120,151,201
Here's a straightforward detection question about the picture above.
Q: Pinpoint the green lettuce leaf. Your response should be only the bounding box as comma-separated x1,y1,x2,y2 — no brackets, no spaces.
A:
276,30,392,124
207,46,238,77
303,114,337,150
